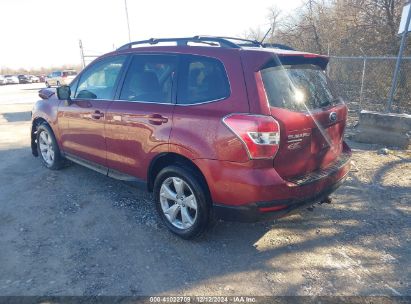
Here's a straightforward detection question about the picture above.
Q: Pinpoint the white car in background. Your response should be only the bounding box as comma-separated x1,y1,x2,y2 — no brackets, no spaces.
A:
29,75,40,83
0,75,7,85
45,70,78,87
4,75,19,84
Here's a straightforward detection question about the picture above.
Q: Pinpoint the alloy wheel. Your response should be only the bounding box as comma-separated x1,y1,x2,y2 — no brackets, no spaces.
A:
159,177,198,229
38,130,55,166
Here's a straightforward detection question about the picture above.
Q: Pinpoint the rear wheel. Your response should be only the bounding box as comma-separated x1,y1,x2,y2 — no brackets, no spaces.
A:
36,123,64,170
154,165,210,239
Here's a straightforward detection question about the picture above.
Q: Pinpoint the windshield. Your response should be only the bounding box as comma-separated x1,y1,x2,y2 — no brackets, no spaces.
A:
261,64,340,111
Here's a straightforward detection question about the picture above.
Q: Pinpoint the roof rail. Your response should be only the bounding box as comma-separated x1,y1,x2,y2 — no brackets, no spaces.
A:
116,36,293,51
116,36,239,51
199,36,263,47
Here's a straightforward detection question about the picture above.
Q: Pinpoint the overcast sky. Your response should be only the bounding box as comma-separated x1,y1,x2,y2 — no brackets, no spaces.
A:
0,0,303,69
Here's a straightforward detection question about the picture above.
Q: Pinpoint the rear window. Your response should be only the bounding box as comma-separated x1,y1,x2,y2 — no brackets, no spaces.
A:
177,55,230,104
261,64,339,111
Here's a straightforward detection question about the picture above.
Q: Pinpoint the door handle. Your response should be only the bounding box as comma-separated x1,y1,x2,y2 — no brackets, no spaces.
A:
91,110,104,120
148,114,168,125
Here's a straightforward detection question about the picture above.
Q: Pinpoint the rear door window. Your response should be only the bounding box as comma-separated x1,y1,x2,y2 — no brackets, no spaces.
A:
261,64,339,111
75,55,126,100
119,54,177,103
177,55,230,104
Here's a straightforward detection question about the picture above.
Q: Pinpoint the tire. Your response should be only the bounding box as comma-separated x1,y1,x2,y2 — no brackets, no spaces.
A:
36,123,64,170
153,165,211,239
45,82,50,88
56,81,60,87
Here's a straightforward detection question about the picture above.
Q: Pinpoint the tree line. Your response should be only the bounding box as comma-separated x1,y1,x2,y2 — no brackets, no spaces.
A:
0,64,81,76
245,0,410,56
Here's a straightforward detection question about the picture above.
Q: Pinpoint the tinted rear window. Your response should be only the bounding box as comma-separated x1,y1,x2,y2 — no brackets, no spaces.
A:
261,64,339,111
177,55,230,104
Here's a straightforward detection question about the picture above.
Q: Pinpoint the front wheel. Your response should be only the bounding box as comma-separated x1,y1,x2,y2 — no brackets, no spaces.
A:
153,165,211,239
36,123,64,170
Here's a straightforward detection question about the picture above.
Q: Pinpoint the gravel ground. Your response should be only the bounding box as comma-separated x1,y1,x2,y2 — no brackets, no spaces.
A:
0,83,410,296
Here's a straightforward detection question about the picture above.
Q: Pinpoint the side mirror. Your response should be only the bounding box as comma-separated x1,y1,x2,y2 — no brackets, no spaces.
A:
56,85,71,100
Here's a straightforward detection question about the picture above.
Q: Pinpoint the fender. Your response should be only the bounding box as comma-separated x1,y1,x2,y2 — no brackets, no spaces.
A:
31,97,62,156
32,98,61,135
146,144,199,191
169,143,198,160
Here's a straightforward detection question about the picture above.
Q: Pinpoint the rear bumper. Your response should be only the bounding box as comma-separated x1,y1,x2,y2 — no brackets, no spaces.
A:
194,142,351,222
213,172,348,222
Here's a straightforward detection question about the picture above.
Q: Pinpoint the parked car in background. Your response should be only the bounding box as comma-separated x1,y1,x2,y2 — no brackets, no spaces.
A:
45,70,78,87
29,75,40,83
18,75,32,84
31,36,351,239
0,75,7,85
37,75,46,83
5,75,19,84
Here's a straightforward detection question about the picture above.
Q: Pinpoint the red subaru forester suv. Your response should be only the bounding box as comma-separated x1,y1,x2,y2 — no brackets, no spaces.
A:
31,36,351,239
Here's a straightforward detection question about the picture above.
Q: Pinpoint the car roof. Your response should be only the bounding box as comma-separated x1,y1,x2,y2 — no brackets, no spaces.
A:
90,36,328,70
93,36,316,56
100,45,324,60
99,43,326,62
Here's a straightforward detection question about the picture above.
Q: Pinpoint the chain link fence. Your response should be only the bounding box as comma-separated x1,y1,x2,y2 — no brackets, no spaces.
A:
327,56,411,127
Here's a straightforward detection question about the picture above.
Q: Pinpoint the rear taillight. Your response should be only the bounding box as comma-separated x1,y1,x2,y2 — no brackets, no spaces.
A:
223,114,280,159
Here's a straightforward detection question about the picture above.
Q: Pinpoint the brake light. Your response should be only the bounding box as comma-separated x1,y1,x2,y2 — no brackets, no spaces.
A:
223,114,280,159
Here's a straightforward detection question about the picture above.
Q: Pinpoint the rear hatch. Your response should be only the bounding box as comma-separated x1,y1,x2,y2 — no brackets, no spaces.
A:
259,54,347,179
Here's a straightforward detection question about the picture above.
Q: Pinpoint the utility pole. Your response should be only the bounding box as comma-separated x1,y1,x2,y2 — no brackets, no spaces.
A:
387,2,411,112
124,0,131,42
79,39,86,69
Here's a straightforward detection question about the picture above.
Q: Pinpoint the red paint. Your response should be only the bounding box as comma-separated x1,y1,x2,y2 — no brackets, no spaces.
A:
58,99,111,166
105,101,173,179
